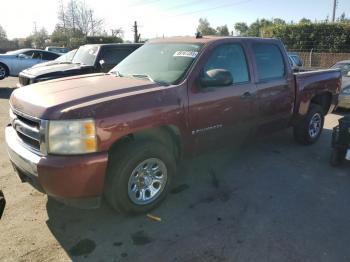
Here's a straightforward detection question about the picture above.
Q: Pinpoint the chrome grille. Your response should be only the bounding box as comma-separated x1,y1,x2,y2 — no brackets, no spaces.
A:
9,108,47,155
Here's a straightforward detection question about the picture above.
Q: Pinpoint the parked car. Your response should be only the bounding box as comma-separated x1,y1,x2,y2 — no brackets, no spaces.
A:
6,36,340,214
45,46,69,54
17,43,142,87
331,60,350,109
0,49,60,80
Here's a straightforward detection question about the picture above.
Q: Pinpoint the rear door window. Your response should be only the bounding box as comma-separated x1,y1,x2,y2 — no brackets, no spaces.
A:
252,43,285,81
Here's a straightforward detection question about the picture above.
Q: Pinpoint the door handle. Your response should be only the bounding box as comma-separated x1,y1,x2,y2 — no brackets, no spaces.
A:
241,92,254,99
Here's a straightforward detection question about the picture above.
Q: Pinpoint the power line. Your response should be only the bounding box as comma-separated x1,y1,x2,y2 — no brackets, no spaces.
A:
171,0,254,17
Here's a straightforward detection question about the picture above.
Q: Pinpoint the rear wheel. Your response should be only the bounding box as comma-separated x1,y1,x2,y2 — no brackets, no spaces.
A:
0,63,8,80
293,104,324,145
105,140,175,214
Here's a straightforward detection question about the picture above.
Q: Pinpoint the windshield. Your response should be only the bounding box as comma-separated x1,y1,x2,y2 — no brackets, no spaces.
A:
56,49,77,62
332,63,350,77
72,45,99,66
110,43,203,85
48,47,69,53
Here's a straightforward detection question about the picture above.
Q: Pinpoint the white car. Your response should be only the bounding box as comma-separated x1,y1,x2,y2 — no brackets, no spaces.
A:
0,49,60,80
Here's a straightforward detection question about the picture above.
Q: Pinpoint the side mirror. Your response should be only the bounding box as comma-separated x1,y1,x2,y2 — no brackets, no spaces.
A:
200,69,233,88
99,59,105,68
17,54,26,59
347,71,350,77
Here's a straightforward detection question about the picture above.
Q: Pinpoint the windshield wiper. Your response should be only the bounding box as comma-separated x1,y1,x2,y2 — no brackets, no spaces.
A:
128,74,169,86
129,73,154,81
110,71,124,77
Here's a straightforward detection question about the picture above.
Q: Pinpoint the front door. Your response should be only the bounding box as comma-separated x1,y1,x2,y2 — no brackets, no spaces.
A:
188,42,258,152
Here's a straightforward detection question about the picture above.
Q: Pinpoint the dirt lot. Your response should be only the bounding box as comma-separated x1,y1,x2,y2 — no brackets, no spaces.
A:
1,77,350,262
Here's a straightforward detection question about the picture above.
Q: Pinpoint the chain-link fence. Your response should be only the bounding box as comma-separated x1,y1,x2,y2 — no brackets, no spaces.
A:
289,50,350,69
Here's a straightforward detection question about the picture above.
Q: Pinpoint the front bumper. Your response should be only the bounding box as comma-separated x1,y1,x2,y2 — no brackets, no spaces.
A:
5,126,108,208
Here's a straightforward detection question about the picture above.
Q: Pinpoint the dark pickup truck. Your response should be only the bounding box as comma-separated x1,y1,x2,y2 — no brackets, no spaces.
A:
17,43,142,87
6,36,341,214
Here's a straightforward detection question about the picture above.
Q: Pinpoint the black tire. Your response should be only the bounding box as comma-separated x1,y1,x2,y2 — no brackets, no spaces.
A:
330,148,345,167
105,140,176,214
0,63,9,80
293,104,324,145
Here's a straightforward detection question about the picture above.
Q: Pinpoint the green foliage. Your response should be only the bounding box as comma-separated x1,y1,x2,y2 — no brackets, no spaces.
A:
216,25,230,36
197,18,217,35
234,17,350,52
264,22,350,52
234,22,249,36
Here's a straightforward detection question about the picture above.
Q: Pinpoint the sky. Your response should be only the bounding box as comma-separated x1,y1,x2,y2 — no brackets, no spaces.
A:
1,0,350,41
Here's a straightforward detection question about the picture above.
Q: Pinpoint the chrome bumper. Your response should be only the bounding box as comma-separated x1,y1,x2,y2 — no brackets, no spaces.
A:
5,126,41,177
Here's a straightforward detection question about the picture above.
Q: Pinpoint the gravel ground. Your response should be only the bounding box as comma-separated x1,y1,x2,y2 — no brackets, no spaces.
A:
1,77,350,262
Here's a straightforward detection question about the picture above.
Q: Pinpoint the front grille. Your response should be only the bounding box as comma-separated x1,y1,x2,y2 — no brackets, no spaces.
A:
10,109,42,153
18,75,31,86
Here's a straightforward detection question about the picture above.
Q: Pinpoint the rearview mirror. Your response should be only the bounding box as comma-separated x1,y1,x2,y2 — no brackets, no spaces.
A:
17,54,26,59
99,59,105,68
200,69,233,88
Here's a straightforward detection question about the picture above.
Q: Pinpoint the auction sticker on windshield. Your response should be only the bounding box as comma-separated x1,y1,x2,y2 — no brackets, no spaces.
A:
173,51,198,58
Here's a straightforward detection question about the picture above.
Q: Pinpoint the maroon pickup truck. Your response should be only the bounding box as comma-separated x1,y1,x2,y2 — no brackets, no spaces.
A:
6,36,341,214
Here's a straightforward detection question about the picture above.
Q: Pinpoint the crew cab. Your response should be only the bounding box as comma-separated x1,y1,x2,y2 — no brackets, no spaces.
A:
17,43,142,87
6,36,341,214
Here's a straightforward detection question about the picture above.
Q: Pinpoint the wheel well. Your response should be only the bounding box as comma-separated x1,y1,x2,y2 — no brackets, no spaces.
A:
0,63,9,76
310,92,332,114
109,126,182,161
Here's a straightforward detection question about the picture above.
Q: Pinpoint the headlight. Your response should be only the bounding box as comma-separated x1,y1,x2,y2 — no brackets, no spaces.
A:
48,119,97,154
342,86,350,94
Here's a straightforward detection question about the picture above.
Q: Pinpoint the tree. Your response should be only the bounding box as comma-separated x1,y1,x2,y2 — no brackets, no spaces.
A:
338,12,350,23
111,28,124,38
58,0,104,37
216,25,229,36
299,18,312,24
197,18,217,35
0,25,7,40
234,22,249,36
31,27,49,49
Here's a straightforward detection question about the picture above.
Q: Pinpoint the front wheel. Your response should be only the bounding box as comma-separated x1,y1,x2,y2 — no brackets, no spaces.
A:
105,140,175,214
293,104,324,145
0,63,8,80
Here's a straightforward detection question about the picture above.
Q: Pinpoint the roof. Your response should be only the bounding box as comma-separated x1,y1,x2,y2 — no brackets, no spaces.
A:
149,36,278,44
83,43,143,47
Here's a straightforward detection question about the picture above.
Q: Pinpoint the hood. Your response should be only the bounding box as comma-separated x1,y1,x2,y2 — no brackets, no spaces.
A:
21,63,91,78
31,60,62,68
10,74,162,119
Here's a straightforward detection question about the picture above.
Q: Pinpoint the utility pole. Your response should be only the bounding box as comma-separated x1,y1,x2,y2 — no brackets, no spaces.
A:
33,21,37,34
332,0,338,22
132,21,141,43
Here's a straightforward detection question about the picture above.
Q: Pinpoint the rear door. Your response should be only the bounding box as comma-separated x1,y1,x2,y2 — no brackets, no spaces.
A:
250,41,294,131
188,41,258,151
